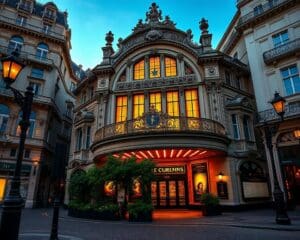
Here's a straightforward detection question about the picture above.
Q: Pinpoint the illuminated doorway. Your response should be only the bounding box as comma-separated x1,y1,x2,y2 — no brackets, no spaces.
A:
0,178,7,201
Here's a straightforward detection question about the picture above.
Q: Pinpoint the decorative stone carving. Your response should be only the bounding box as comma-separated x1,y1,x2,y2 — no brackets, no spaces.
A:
200,18,209,34
105,31,114,46
145,29,162,41
146,3,162,23
97,77,109,90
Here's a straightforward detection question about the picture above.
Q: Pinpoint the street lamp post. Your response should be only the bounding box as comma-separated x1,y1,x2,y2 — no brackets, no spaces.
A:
0,52,34,239
264,92,291,225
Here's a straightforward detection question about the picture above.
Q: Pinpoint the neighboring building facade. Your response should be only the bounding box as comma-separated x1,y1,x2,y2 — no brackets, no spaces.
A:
218,0,300,206
66,3,269,209
0,0,79,207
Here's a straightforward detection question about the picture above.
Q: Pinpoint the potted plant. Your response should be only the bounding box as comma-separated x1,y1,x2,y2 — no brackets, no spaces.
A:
127,200,153,222
200,193,221,216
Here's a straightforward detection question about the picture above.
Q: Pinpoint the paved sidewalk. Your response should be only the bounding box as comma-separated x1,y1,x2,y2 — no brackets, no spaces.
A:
14,206,300,239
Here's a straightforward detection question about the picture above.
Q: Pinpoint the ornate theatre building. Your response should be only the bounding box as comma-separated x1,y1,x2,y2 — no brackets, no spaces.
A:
66,3,270,208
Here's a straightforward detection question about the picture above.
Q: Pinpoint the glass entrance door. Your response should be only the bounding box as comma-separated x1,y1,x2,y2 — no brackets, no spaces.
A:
151,180,186,208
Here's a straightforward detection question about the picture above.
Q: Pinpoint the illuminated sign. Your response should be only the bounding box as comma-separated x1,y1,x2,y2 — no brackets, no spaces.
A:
153,166,185,175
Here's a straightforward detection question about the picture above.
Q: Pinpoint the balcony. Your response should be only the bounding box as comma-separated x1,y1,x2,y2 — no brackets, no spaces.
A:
0,15,65,41
237,0,295,30
92,115,229,158
0,45,53,68
17,3,33,14
263,38,300,65
258,101,300,122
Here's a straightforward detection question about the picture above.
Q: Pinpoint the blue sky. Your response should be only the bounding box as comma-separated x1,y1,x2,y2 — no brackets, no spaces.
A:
39,0,237,69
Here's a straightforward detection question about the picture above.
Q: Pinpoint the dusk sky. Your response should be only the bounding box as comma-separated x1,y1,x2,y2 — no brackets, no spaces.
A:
39,0,237,69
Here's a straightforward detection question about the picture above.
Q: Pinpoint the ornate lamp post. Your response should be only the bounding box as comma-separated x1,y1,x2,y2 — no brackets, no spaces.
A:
264,92,291,225
0,52,34,239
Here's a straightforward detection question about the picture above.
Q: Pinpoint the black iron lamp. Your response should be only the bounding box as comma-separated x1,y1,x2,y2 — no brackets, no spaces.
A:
270,92,286,121
264,92,291,225
0,51,34,239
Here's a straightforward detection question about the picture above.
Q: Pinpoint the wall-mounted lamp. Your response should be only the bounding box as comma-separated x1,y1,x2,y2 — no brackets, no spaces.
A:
33,161,39,175
217,172,224,181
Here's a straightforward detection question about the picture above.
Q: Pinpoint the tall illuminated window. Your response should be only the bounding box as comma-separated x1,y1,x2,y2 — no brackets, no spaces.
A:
149,56,161,79
149,92,162,112
133,94,144,119
185,89,200,118
165,57,177,77
115,96,128,122
167,91,180,128
134,60,145,80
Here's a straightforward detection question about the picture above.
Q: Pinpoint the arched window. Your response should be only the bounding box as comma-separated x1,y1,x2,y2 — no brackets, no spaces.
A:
36,43,48,60
0,104,10,133
17,111,36,138
149,56,160,78
8,36,24,54
133,60,145,80
165,57,177,77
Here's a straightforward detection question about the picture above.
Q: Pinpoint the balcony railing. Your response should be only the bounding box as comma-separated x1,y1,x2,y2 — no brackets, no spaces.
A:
0,45,53,66
0,15,65,40
17,3,33,13
94,115,226,142
237,0,291,28
263,38,300,64
258,101,300,122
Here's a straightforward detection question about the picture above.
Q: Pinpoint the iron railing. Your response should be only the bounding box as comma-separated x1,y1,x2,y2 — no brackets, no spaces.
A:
263,38,300,64
258,101,300,122
0,15,65,40
237,0,290,28
94,116,226,142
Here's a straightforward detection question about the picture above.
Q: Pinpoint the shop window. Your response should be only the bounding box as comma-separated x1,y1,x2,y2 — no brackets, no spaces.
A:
165,57,177,77
36,43,48,60
75,128,82,151
133,60,145,80
231,114,240,139
0,104,10,133
281,65,300,96
8,36,23,54
272,30,289,47
31,68,44,79
0,178,6,201
149,56,160,79
149,92,161,112
133,94,144,119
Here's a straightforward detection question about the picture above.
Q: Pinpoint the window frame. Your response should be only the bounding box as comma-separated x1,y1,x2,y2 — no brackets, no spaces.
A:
184,89,200,118
231,114,240,140
281,65,300,96
272,30,289,48
0,104,10,133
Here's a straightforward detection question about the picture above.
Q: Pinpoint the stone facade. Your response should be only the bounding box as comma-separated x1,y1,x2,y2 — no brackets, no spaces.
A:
0,0,79,207
218,0,300,207
67,3,269,208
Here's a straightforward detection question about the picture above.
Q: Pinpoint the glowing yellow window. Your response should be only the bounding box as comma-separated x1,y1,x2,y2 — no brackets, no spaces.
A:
165,57,177,77
185,89,200,118
149,56,161,79
133,94,144,119
116,96,127,123
149,92,162,112
167,91,180,129
134,60,145,80
0,178,6,201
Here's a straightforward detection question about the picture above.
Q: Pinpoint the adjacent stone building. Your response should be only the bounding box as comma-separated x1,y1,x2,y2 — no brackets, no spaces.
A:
218,0,300,206
0,0,80,207
66,3,269,209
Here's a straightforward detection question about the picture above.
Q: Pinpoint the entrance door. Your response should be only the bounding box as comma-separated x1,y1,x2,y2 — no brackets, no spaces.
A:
151,180,187,208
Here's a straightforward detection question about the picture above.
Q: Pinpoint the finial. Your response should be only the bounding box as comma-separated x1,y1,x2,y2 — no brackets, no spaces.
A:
200,18,209,34
105,31,114,46
146,2,162,23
